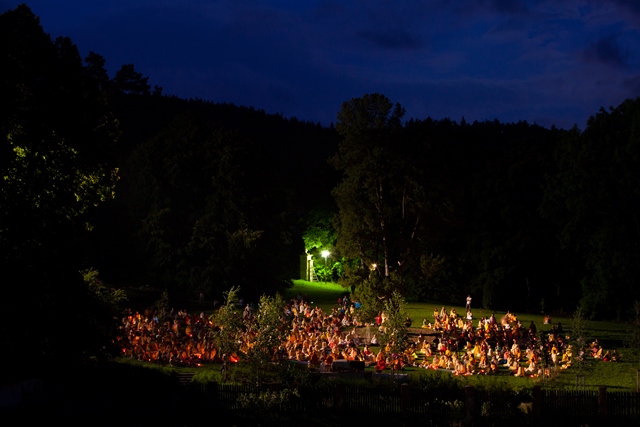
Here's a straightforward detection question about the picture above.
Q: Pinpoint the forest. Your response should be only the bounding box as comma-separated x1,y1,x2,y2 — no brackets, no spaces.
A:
2,5,640,370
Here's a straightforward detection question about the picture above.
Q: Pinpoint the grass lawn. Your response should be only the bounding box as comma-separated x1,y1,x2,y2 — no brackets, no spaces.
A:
286,280,348,311
286,280,640,391
116,280,640,391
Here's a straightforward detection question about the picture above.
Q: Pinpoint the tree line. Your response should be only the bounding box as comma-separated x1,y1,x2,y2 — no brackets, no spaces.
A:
2,4,639,372
331,93,640,321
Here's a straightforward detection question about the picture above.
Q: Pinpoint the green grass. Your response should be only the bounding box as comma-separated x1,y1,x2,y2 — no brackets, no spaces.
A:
285,280,640,391
286,280,347,312
115,280,640,391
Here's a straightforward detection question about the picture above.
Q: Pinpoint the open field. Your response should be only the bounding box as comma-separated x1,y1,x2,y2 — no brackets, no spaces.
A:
113,280,639,391
285,280,640,391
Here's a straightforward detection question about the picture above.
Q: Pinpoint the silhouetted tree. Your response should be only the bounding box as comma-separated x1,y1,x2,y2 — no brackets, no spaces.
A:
0,5,120,372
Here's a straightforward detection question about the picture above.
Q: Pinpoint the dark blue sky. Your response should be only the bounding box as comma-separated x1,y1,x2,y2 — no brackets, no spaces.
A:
4,0,640,129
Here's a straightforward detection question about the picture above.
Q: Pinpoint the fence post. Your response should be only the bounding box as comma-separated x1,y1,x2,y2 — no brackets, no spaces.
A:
465,384,475,423
401,383,410,414
335,383,345,414
598,386,608,421
208,381,218,410
532,385,541,421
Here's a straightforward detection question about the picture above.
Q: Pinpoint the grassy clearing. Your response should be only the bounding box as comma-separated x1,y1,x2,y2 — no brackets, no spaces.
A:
114,280,639,391
286,280,348,312
286,280,640,391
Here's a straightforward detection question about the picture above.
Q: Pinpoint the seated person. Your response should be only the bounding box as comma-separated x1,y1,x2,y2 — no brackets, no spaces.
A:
594,346,603,359
363,344,373,358
478,353,488,369
524,358,537,373
472,342,483,359
370,334,379,346
324,352,334,369
421,340,433,356
391,355,405,371
404,316,412,327
418,356,430,369
374,350,387,372
444,355,455,370
465,358,475,375
347,346,359,361
611,349,619,362
453,360,467,376
514,365,527,377
374,357,386,372
403,349,416,367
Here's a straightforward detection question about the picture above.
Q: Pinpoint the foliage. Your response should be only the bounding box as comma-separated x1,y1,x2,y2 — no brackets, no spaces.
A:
245,293,288,383
0,5,120,370
82,268,128,312
213,286,244,361
236,387,301,413
112,63,151,96
8,4,640,355
569,306,592,384
413,369,465,392
332,93,419,285
351,275,389,323
120,112,296,299
377,290,410,355
154,290,171,322
541,99,640,319
301,207,336,253
313,263,334,282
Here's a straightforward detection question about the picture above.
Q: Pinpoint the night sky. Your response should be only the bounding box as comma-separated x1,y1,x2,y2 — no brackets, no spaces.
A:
4,0,640,129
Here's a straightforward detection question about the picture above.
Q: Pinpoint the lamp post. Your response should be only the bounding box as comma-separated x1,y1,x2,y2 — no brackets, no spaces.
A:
321,250,330,266
320,250,330,283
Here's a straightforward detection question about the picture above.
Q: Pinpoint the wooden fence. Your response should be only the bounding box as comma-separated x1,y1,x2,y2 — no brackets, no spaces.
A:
4,377,639,426
179,382,640,425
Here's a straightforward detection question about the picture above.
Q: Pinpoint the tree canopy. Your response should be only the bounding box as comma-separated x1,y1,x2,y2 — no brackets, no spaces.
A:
0,5,121,370
4,4,640,367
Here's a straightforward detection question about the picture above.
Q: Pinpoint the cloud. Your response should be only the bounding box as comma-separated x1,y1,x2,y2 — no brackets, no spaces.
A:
487,0,529,15
623,74,640,98
583,34,629,68
358,28,423,50
4,0,640,131
612,0,640,21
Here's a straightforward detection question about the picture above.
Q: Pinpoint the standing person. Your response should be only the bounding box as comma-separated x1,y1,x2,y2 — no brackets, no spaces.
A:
220,354,227,381
466,295,472,311
375,312,382,327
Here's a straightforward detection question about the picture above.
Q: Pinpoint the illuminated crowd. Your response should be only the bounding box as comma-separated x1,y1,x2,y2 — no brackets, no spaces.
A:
116,296,616,377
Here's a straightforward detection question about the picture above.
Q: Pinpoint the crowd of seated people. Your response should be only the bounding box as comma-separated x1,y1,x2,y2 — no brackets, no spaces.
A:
407,307,590,378
118,309,220,367
117,298,372,369
116,296,613,377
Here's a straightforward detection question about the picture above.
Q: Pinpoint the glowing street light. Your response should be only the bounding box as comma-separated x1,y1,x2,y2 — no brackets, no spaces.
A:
321,250,330,265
